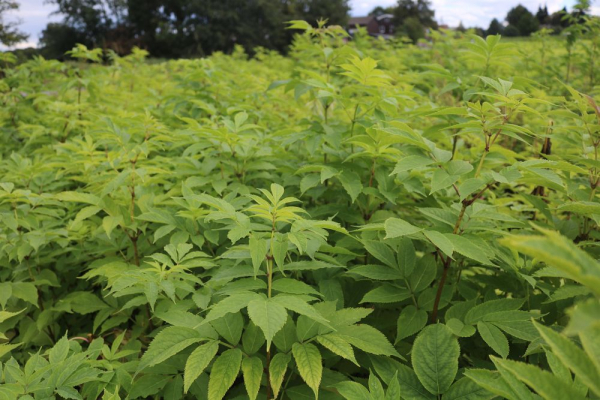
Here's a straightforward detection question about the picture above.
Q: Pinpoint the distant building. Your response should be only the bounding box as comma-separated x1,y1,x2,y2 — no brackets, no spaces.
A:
347,14,395,39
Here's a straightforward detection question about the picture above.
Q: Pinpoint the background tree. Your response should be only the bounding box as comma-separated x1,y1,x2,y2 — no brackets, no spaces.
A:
506,4,539,36
0,0,27,46
296,0,350,26
369,5,394,16
536,5,549,24
486,18,504,35
41,0,350,58
394,0,437,28
393,0,437,43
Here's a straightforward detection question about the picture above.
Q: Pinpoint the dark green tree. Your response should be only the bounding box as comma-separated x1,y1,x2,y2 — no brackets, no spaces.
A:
536,5,549,24
394,0,437,28
486,18,504,35
506,4,539,36
369,6,394,16
39,23,86,59
0,0,27,46
295,0,350,26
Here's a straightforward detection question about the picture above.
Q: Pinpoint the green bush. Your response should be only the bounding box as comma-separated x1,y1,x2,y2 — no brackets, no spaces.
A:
0,21,599,400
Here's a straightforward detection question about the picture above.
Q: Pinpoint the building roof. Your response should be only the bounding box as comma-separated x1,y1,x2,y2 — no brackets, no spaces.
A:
348,16,374,26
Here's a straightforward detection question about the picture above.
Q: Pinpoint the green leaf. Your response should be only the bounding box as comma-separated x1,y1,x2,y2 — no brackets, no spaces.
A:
338,170,363,203
464,368,534,400
249,234,267,277
292,342,322,399
242,321,265,355
271,295,331,328
270,353,291,398
477,322,509,358
361,284,412,304
396,305,428,342
201,292,261,325
247,297,287,350
0,308,25,324
350,265,403,280
272,278,321,296
424,230,454,258
385,371,401,400
534,322,600,396
398,237,417,277
316,334,358,365
446,318,476,337
369,373,385,399
412,324,460,395
102,215,122,239
444,234,492,265
242,356,263,400
11,282,38,307
208,348,242,400
338,324,400,357
392,155,435,174
385,217,422,239
138,327,204,373
210,312,244,346
56,191,102,206
464,299,524,324
184,341,219,393
500,227,600,296
333,381,371,400
0,343,21,358
442,377,495,400
364,240,397,268
409,256,437,293
492,356,586,400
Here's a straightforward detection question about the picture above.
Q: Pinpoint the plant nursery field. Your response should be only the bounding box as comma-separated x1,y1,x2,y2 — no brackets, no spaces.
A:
0,23,599,400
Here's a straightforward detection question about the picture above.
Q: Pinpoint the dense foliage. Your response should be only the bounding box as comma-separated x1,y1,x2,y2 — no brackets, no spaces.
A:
1,21,600,400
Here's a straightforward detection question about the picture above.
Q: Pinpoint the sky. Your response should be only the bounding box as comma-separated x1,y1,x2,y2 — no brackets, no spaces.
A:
2,0,599,49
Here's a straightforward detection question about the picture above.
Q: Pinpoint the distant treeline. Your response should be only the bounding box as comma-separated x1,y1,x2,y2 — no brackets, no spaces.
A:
38,0,350,59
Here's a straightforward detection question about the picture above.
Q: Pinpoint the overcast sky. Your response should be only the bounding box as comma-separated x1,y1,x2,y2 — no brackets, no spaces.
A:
3,0,598,49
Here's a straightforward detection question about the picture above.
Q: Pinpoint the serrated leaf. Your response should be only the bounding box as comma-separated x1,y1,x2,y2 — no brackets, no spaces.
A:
184,341,219,393
272,278,321,296
201,292,261,325
396,305,428,342
247,297,287,350
316,334,358,365
292,342,322,399
492,356,586,400
443,377,495,400
412,324,459,395
464,299,524,324
477,322,509,358
338,170,363,202
333,381,371,400
338,324,400,357
385,217,422,238
249,234,267,277
392,155,435,174
242,356,263,400
534,322,600,396
424,230,454,258
138,327,204,373
270,353,291,398
208,348,242,400
271,295,331,329
364,240,397,268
